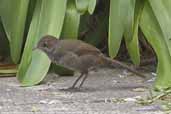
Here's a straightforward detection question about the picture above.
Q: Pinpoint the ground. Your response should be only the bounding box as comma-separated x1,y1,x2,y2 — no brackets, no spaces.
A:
0,68,169,114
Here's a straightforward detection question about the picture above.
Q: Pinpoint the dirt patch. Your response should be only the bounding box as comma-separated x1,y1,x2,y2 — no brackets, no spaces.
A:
0,68,167,114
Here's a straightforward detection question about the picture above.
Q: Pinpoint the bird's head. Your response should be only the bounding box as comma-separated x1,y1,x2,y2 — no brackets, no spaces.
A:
34,35,59,53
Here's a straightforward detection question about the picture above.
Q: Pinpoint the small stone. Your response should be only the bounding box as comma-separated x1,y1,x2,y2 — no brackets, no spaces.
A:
124,97,137,102
118,74,126,78
134,96,142,99
151,72,157,76
132,88,146,92
124,96,142,102
48,100,60,105
147,77,156,82
112,80,118,84
123,70,130,75
39,100,48,104
6,89,11,92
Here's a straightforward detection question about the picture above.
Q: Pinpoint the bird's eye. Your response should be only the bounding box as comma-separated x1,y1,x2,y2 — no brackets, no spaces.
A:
43,42,48,47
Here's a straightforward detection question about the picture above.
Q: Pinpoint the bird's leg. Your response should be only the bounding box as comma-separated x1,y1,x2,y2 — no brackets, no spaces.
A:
78,73,88,88
60,73,85,91
70,73,84,89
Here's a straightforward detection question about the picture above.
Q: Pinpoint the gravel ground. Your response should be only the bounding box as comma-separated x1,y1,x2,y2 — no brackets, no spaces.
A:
0,68,168,114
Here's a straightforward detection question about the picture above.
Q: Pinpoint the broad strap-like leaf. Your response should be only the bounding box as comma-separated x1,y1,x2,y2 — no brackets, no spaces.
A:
149,0,171,57
75,0,96,15
88,0,97,14
124,0,135,42
0,0,29,63
125,0,145,65
17,0,67,86
20,50,51,86
61,0,80,39
140,2,171,90
109,0,131,58
75,0,89,14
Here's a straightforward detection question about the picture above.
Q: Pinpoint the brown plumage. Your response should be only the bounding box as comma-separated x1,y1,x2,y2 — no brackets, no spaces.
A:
35,35,146,89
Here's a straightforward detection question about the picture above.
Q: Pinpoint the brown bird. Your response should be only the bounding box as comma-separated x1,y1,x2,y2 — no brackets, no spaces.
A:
35,35,146,89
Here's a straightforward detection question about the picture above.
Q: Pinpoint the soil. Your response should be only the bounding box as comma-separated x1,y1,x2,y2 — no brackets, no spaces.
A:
0,68,167,114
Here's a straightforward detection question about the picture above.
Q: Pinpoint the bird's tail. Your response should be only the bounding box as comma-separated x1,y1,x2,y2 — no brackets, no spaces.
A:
102,56,146,78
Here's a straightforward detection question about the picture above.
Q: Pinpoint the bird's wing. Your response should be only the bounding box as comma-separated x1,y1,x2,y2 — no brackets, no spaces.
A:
56,51,84,71
74,41,102,56
59,39,102,56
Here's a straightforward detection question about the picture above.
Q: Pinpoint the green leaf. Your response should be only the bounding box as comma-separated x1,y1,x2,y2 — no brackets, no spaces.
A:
61,0,80,39
88,0,96,14
23,0,37,39
149,0,171,56
75,0,89,14
108,0,131,58
17,0,67,86
140,2,171,90
124,0,135,42
21,49,51,86
0,0,29,63
0,19,10,56
125,0,145,65
75,0,96,15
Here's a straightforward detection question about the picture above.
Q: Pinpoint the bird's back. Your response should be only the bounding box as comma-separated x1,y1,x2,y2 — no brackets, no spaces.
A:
58,39,102,56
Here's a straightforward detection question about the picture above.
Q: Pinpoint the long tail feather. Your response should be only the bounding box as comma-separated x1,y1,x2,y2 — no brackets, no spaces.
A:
103,57,147,78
